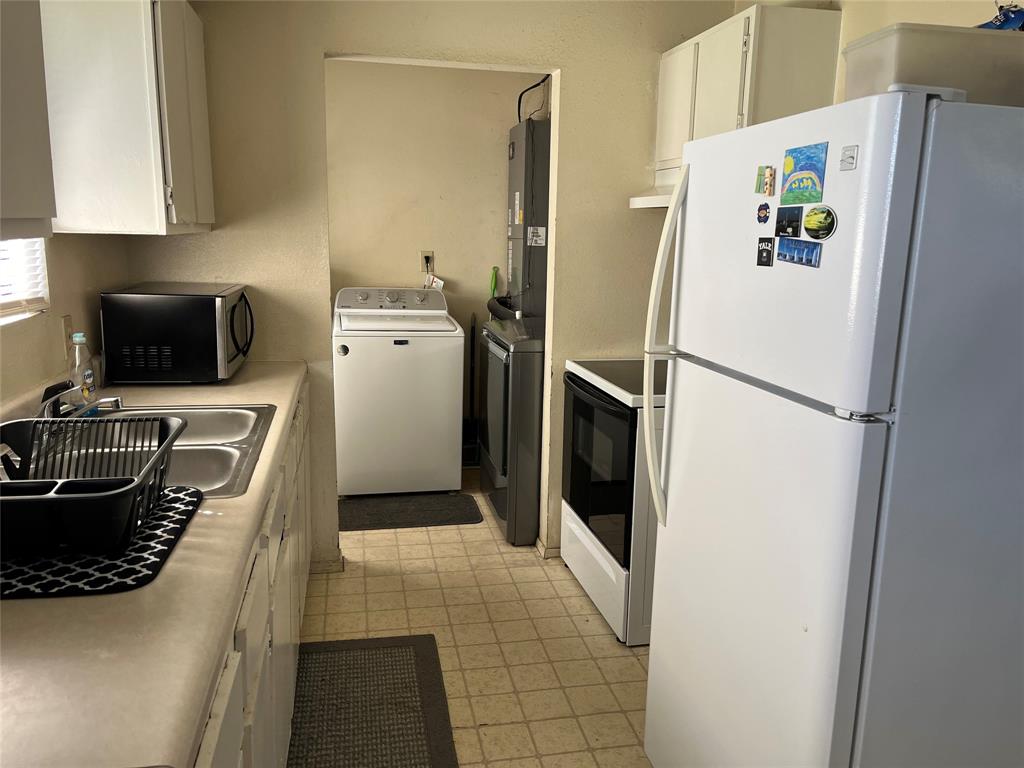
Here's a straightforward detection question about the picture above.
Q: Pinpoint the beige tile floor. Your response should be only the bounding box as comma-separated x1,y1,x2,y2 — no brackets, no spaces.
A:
303,477,653,768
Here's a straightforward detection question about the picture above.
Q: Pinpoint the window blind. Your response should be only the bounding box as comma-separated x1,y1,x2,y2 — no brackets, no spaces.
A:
0,238,50,317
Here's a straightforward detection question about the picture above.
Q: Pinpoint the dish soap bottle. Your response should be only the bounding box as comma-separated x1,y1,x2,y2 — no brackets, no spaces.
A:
69,331,97,405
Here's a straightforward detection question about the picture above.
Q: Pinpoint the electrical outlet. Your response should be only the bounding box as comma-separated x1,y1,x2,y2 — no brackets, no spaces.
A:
61,315,73,361
420,250,434,273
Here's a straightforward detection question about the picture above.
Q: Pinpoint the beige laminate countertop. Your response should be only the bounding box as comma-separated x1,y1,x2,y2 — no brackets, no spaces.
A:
0,361,308,768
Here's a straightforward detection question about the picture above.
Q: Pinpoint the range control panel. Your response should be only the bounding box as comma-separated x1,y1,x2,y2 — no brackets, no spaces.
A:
335,286,448,312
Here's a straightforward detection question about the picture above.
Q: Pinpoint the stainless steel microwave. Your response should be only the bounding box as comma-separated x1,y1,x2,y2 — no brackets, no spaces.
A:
100,282,254,383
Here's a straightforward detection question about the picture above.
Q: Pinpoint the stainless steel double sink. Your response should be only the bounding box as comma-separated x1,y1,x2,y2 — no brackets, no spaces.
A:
99,405,276,498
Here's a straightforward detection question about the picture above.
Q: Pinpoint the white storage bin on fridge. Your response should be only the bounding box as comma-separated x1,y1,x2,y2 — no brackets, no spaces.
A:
843,23,1024,107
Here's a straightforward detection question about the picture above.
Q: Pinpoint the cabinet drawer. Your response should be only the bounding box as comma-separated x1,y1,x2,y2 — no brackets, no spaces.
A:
194,650,244,768
233,546,269,696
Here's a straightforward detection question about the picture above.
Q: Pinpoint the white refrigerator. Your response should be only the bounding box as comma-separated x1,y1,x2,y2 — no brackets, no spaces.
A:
641,90,1024,767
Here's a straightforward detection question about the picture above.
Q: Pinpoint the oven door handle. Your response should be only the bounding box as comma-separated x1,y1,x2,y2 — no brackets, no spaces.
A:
564,373,633,418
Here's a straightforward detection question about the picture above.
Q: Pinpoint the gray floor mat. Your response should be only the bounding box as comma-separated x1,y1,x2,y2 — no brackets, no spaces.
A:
338,492,483,531
287,635,457,768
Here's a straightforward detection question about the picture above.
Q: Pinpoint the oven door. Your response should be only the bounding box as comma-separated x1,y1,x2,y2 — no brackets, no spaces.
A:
562,372,638,568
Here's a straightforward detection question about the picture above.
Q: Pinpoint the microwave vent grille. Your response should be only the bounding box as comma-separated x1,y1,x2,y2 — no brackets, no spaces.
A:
121,345,173,371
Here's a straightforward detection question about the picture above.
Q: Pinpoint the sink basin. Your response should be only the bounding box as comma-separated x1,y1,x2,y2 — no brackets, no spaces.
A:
114,407,258,445
98,405,275,498
166,445,242,492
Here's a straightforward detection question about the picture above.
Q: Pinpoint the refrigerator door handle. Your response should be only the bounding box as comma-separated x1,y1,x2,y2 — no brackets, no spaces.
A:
643,167,688,527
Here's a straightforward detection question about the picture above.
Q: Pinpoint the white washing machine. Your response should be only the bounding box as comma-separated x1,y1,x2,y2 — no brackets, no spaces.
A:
333,286,464,495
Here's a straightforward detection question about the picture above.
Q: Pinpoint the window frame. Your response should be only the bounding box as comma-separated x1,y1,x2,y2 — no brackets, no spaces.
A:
0,237,50,320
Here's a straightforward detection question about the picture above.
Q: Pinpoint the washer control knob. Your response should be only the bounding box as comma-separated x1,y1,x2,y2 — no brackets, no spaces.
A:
385,291,399,303
356,291,368,302
415,292,427,304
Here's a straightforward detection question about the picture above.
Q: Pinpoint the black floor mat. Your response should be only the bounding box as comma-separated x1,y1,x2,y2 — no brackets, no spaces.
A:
1,487,202,599
287,635,457,768
338,492,483,531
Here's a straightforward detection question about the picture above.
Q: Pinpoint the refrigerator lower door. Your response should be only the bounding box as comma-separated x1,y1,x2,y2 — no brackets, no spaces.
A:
645,359,887,767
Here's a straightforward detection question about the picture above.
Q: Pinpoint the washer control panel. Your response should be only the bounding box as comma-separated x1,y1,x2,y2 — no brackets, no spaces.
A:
336,287,448,313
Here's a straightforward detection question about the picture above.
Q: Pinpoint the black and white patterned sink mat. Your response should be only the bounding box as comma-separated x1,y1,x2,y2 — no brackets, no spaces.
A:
0,486,202,600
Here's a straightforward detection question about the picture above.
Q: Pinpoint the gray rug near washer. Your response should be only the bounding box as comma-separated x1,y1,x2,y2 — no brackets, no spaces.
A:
287,635,457,768
338,492,482,531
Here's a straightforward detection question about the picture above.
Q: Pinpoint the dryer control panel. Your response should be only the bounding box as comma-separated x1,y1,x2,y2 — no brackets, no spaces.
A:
335,286,448,313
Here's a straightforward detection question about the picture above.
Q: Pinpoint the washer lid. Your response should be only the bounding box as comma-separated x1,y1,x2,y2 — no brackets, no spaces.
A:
339,313,457,333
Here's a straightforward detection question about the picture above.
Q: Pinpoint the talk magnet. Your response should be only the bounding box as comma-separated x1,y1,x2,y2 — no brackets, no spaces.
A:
757,203,770,224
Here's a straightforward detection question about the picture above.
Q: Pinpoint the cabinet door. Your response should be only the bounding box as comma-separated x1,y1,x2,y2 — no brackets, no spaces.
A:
195,651,245,768
271,536,296,768
691,14,751,141
654,42,697,171
40,0,166,234
0,0,55,239
155,0,214,226
242,633,275,768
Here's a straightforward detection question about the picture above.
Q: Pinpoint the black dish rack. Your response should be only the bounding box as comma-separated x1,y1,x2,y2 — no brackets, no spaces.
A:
0,416,186,558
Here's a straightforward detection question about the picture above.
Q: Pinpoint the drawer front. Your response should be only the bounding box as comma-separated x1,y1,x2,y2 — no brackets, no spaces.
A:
195,650,244,768
233,546,269,696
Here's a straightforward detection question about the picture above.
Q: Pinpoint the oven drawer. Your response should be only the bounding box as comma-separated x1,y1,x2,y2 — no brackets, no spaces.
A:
561,499,628,641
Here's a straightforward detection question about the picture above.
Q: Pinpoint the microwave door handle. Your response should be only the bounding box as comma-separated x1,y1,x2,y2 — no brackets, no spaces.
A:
229,300,242,358
241,292,255,356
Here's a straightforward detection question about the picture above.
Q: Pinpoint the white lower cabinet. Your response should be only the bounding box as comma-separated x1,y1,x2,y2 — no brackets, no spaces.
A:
194,651,245,768
242,632,275,768
271,534,297,767
197,381,311,768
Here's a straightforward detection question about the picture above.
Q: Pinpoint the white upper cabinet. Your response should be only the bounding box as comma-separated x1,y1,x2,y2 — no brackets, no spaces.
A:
632,4,840,208
691,13,752,142
654,43,698,174
1,0,56,240
40,0,215,235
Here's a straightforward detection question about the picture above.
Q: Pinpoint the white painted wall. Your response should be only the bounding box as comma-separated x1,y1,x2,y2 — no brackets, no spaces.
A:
124,1,734,560
0,235,130,408
324,60,542,343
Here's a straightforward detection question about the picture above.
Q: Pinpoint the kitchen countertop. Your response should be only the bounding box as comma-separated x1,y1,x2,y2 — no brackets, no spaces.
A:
0,361,307,768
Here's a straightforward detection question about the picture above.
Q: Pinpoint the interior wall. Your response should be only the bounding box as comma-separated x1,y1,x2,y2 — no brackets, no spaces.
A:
324,61,542,342
122,0,735,561
0,234,130,411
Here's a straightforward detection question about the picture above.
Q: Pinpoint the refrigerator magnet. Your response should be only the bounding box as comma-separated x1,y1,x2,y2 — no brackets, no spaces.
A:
780,142,828,205
777,237,822,268
753,165,777,196
757,203,771,224
775,206,802,238
757,237,775,266
803,205,837,240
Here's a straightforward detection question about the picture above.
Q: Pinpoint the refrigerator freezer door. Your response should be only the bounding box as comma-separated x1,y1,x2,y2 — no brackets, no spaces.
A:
673,92,925,414
645,360,887,767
